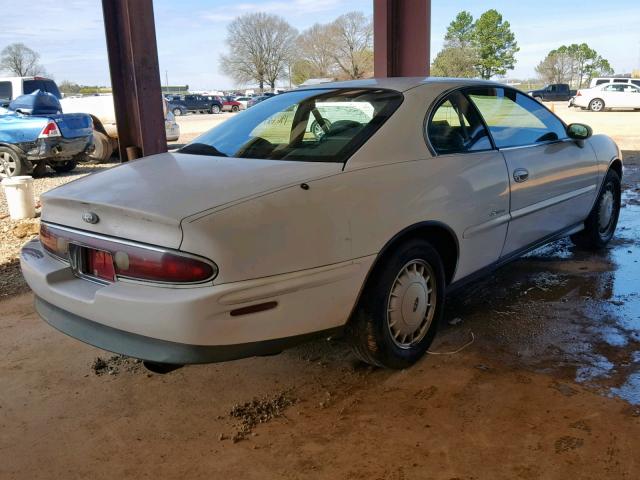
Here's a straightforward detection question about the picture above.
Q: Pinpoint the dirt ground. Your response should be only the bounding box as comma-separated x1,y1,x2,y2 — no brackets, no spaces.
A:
1,109,640,479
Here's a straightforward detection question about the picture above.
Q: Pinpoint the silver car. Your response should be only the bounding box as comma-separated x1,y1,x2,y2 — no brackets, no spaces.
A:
21,78,622,369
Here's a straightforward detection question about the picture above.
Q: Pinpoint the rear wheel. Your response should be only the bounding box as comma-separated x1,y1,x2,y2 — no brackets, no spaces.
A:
571,169,621,249
348,239,445,368
210,105,221,114
589,98,605,112
534,96,544,103
0,147,24,178
90,131,114,163
231,105,239,112
173,107,183,116
51,160,78,173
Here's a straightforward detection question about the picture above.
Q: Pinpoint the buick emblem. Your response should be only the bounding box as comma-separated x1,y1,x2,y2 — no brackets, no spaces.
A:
82,212,99,224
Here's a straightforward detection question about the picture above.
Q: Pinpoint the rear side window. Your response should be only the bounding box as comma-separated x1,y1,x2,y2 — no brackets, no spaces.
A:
179,88,403,163
427,91,492,154
632,80,640,87
467,88,567,148
613,79,627,83
23,79,61,99
595,79,609,86
0,81,11,100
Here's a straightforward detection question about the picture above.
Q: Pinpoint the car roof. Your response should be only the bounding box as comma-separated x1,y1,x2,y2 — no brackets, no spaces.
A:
295,77,504,93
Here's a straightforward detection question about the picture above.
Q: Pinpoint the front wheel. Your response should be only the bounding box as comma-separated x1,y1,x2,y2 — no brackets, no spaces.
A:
173,107,183,116
231,105,239,112
210,105,221,114
90,131,114,163
348,239,445,368
51,160,78,173
571,169,621,249
589,98,605,112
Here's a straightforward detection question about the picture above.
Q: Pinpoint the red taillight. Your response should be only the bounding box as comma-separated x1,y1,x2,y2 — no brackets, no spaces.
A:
39,121,61,138
39,223,216,284
84,249,116,282
576,91,582,97
111,247,215,283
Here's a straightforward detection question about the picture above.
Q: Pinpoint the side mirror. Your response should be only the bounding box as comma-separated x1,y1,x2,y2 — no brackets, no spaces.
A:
567,123,592,140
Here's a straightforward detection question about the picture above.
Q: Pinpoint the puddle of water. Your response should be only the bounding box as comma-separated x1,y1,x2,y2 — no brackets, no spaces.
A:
610,373,640,405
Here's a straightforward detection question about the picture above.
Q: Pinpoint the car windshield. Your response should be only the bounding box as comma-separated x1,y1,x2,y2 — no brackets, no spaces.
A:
179,88,403,163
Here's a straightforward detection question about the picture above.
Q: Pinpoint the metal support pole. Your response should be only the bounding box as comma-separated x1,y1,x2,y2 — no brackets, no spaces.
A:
102,0,167,161
373,0,431,77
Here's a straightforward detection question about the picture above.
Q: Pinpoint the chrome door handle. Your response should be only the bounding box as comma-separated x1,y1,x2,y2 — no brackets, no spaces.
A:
513,168,529,183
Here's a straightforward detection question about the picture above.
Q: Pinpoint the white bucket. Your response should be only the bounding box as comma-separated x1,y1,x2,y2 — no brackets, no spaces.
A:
1,176,36,220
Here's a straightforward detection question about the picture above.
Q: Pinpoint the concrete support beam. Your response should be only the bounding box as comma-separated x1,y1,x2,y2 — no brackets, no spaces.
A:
101,0,166,161
373,0,431,77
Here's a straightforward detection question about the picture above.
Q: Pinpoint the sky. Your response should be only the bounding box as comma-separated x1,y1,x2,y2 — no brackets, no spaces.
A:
0,0,638,89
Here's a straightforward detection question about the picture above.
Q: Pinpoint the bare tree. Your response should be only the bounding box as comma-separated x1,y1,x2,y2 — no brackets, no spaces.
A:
296,23,335,79
0,43,45,76
330,12,373,79
220,13,297,92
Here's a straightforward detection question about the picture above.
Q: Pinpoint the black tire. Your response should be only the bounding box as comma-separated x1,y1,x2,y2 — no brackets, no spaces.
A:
210,105,221,114
571,169,621,249
231,105,239,112
310,119,332,139
0,146,24,178
173,107,183,116
348,239,445,369
51,160,78,173
90,131,114,163
589,98,605,112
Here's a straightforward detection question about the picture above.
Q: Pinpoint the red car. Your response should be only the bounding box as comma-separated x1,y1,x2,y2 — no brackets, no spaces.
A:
221,98,245,112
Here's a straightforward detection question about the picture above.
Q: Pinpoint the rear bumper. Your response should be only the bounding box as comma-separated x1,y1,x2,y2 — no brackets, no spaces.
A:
19,136,93,161
35,296,339,364
21,239,373,363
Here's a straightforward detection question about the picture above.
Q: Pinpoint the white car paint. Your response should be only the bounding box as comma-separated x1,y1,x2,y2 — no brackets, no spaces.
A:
20,77,621,366
573,83,640,110
60,94,181,141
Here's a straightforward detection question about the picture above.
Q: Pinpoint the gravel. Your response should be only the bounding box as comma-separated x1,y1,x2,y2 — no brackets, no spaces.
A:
0,162,118,299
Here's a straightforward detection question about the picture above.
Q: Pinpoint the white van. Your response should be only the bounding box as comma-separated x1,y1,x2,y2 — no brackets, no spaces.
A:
589,77,640,88
0,76,62,104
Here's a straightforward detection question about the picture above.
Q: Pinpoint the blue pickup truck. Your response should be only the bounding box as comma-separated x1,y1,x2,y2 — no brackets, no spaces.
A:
0,91,93,177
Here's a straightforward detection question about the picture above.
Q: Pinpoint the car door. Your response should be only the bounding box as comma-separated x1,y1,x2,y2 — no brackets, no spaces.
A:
426,90,510,275
622,84,640,107
467,87,599,257
600,84,625,107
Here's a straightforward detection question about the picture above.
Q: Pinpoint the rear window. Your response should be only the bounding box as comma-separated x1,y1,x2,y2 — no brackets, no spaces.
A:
179,88,403,163
23,79,62,99
0,81,11,101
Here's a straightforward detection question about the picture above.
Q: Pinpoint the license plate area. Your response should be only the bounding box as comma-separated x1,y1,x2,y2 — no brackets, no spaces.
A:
69,244,116,283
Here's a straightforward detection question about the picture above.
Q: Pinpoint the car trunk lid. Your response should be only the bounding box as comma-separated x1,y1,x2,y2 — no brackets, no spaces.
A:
41,152,341,249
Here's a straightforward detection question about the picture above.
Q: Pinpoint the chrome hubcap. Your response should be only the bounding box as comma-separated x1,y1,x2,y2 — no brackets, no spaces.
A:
0,151,17,177
387,259,436,349
592,100,603,111
599,189,615,233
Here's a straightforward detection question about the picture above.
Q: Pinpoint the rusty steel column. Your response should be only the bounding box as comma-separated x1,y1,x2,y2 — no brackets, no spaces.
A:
102,0,166,161
374,0,431,77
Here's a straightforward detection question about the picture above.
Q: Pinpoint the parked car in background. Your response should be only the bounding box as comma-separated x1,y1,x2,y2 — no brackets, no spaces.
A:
589,77,640,88
572,83,640,111
168,95,223,116
222,98,244,112
61,94,180,161
527,84,575,102
0,76,62,107
234,96,251,109
22,78,621,370
0,91,93,177
247,96,268,108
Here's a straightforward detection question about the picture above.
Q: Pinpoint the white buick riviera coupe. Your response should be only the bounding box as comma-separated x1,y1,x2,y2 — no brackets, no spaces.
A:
21,78,622,369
